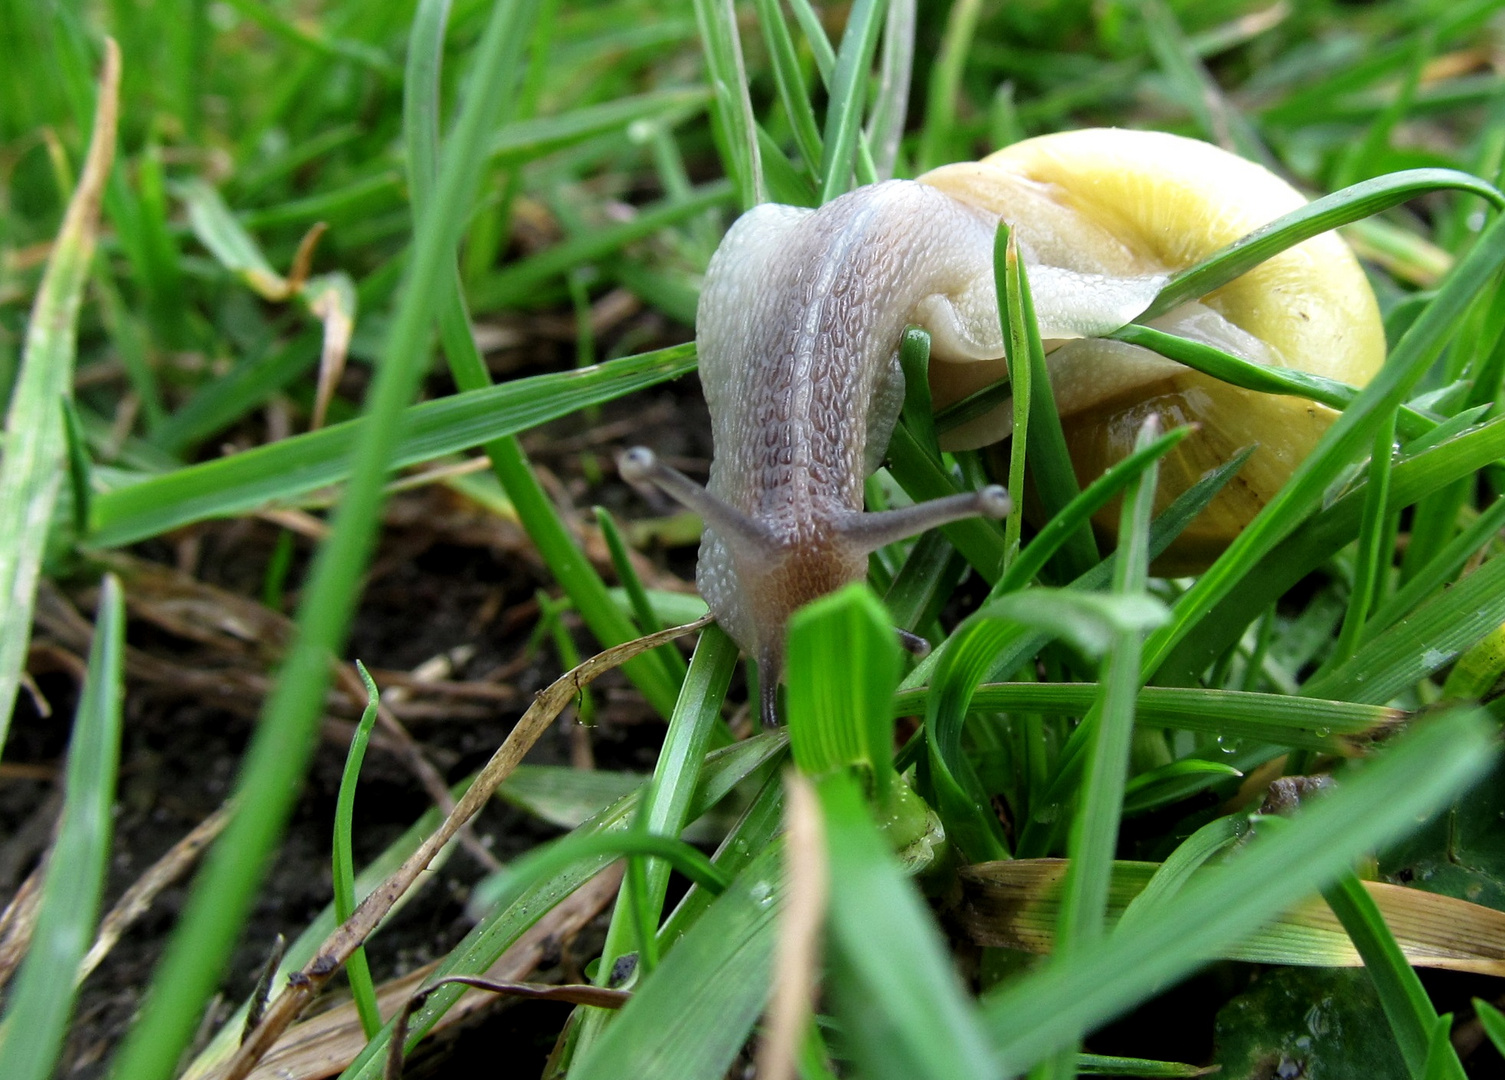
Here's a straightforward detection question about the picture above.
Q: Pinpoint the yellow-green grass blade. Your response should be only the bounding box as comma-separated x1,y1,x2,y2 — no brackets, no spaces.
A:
0,40,117,745
0,575,124,1080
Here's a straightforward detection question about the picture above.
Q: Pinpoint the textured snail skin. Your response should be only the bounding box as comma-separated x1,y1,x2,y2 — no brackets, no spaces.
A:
633,128,1384,713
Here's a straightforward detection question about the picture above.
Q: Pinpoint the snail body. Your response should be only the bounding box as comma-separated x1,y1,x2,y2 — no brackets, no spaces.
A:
623,129,1385,719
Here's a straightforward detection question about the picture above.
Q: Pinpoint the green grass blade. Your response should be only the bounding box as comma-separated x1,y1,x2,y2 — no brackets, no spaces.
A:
751,0,823,175
820,771,1000,1079
89,344,696,547
107,3,543,1076
893,683,1397,754
982,708,1497,1073
1304,552,1505,704
569,846,784,1080
817,0,886,202
998,227,1030,572
995,426,1190,597
1323,871,1463,1080
1036,420,1160,1080
331,662,383,1039
1473,999,1505,1056
1115,816,1244,934
1142,205,1505,682
0,41,117,743
1110,324,1437,442
1141,169,1504,323
784,584,901,797
693,0,762,208
577,626,738,1054
1157,417,1505,681
406,0,686,719
0,574,124,1080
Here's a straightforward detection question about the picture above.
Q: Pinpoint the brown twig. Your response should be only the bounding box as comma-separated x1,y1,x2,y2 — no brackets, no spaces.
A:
219,615,713,1080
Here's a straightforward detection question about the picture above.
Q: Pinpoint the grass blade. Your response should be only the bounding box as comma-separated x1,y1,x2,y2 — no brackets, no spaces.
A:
0,575,124,1080
332,663,383,1039
107,4,543,1076
1141,169,1503,322
817,0,886,203
89,344,697,547
1323,871,1464,1080
0,39,117,743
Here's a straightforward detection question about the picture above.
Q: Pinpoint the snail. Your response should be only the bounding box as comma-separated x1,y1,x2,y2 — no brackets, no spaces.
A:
622,128,1385,724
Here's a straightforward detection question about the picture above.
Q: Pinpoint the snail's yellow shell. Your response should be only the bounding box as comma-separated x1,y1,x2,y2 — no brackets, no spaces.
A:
919,129,1386,573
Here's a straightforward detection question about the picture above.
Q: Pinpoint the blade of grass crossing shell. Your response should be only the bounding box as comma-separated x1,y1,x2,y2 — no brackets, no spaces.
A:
1109,324,1436,442
107,4,545,1077
784,585,901,799
332,663,383,1039
1034,420,1160,1080
1142,206,1505,682
693,0,762,208
998,227,1030,573
569,846,785,1080
0,575,123,1080
0,40,117,745
1322,870,1465,1080
820,772,999,1080
1140,169,1503,322
1155,417,1505,682
817,0,887,203
981,709,1497,1073
573,627,738,1059
994,427,1191,597
404,0,681,718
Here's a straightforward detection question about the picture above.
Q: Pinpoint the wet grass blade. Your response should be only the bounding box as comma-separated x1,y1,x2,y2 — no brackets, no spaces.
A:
0,575,124,1080
0,40,117,744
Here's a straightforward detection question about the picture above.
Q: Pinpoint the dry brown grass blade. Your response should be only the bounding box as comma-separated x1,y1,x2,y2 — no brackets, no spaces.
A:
220,614,713,1080
226,865,624,1080
754,770,828,1080
957,858,1505,973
